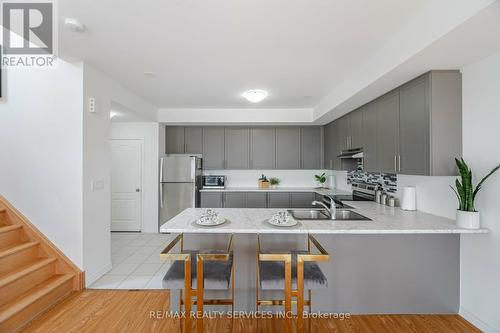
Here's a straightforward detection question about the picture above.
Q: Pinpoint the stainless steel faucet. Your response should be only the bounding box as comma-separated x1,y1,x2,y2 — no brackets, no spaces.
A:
312,196,337,220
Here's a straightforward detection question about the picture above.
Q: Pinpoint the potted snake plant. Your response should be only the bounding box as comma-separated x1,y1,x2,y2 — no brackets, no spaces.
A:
451,158,500,229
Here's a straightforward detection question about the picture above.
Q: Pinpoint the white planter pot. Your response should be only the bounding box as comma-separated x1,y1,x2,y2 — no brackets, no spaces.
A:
456,210,481,229
271,185,278,189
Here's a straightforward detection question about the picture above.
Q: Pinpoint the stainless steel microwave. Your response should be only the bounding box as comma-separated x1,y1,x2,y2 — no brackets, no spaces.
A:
202,175,226,188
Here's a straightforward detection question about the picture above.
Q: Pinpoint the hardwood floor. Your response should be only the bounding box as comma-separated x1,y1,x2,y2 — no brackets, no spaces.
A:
21,290,480,333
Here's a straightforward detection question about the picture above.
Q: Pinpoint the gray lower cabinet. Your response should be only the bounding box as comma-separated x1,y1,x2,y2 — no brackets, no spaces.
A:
300,127,322,169
376,90,400,173
276,128,301,169
246,193,267,208
225,128,249,169
290,192,315,208
202,127,225,169
201,192,223,208
362,104,378,172
184,127,203,154
223,193,246,208
250,128,276,169
165,126,185,154
268,193,291,208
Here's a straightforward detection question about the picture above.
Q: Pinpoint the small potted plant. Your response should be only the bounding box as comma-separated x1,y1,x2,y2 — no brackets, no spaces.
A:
451,158,500,229
269,177,280,189
315,173,327,189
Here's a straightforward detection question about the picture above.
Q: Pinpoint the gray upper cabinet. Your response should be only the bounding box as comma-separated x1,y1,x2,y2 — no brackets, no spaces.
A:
250,128,275,169
225,128,249,169
165,126,185,154
223,193,246,208
184,127,203,154
362,104,378,172
202,127,225,169
399,71,461,176
201,192,223,208
349,109,363,149
323,122,336,169
300,127,322,169
399,76,429,175
276,128,301,169
268,193,291,208
376,90,400,174
338,116,350,151
246,193,267,208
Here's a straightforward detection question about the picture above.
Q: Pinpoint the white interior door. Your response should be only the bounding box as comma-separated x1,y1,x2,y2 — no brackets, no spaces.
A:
111,139,142,231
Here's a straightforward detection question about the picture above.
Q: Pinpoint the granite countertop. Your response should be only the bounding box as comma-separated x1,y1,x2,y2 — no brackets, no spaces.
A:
159,201,489,235
199,186,352,196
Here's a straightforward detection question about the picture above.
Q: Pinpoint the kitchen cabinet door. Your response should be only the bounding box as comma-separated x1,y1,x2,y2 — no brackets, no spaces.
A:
202,127,225,169
165,126,185,154
331,121,342,170
268,193,291,208
376,90,399,173
399,76,429,175
323,122,335,169
246,193,268,208
300,127,322,169
337,116,350,151
276,128,301,169
223,193,246,208
362,103,378,172
201,192,223,208
349,108,363,149
225,128,249,169
290,192,315,208
184,127,203,154
250,128,275,169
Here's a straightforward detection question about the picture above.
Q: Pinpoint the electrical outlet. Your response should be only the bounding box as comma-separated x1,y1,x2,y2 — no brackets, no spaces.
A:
89,97,97,113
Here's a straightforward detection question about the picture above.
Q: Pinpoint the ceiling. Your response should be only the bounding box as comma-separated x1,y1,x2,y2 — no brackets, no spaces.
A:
59,0,431,109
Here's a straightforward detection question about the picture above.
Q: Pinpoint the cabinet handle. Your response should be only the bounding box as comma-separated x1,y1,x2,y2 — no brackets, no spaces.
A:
398,155,401,172
394,155,397,172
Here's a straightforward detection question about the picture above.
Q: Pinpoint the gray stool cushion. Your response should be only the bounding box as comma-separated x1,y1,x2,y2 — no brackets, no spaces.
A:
259,251,328,290
163,250,233,290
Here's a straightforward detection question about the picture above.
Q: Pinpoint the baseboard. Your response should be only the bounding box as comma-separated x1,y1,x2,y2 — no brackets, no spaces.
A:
460,306,499,333
85,261,113,287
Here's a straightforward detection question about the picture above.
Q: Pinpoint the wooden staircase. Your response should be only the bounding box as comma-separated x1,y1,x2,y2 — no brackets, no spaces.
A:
0,197,84,333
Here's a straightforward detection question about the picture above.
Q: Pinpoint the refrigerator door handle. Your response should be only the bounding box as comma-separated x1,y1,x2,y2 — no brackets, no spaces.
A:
160,158,164,183
160,184,164,208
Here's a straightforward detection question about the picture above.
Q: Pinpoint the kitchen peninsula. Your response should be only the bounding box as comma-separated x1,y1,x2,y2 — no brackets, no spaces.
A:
160,201,487,314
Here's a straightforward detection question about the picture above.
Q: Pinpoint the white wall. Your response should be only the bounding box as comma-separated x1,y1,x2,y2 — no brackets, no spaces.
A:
111,122,160,233
82,64,157,286
0,61,84,267
203,170,349,190
459,52,500,333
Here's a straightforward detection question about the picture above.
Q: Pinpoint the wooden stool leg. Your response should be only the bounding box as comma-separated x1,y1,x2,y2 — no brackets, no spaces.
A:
197,256,204,333
184,258,192,333
284,257,292,333
297,258,305,333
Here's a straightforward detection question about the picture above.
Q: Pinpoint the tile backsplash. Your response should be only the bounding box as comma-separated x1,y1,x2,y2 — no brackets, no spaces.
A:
347,170,398,194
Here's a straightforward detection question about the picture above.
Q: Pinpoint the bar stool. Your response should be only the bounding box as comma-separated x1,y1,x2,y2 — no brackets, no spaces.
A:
256,234,329,333
161,234,235,333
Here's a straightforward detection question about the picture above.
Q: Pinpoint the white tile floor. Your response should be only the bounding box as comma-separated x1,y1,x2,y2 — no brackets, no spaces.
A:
90,232,174,290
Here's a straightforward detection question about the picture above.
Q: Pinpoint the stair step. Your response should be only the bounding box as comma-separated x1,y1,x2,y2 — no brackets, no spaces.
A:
0,274,74,332
0,258,57,307
0,241,40,275
0,225,24,250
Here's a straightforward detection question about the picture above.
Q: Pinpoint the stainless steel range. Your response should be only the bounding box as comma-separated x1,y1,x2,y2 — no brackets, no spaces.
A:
333,180,377,202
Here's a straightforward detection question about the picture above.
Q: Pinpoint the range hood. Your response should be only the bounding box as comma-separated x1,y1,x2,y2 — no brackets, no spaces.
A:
337,148,363,159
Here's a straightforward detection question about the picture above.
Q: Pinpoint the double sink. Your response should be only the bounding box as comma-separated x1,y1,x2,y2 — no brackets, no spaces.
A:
288,202,371,221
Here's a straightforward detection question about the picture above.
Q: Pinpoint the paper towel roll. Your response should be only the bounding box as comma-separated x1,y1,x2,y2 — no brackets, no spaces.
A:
401,186,417,211
327,175,336,189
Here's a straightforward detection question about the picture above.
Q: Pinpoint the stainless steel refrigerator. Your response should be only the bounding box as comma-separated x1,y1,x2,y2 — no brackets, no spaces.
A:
159,154,202,228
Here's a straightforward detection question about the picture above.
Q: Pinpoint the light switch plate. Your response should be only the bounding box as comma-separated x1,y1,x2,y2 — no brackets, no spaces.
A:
89,97,97,113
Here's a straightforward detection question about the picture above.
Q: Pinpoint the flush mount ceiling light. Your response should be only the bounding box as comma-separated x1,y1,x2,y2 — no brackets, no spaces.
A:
242,89,268,103
64,18,85,32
